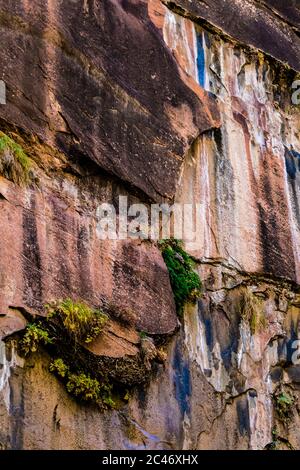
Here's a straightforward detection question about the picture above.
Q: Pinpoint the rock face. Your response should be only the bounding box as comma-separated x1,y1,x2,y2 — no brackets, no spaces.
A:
0,0,300,450
167,9,300,283
0,0,219,201
162,0,300,71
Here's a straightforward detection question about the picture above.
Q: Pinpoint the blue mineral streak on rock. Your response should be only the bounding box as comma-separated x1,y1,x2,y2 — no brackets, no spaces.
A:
204,316,214,352
291,149,300,171
196,31,206,88
286,318,300,363
291,149,300,160
173,342,191,416
285,148,297,180
236,397,250,437
198,300,214,352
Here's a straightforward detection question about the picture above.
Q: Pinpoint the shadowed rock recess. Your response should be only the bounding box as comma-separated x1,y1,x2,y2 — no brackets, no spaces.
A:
0,0,300,450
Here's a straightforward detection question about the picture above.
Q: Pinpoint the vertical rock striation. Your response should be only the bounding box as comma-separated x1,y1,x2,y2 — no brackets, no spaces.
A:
0,0,300,450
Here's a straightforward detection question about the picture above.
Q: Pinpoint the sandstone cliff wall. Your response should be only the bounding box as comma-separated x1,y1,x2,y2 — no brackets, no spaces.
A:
0,0,300,450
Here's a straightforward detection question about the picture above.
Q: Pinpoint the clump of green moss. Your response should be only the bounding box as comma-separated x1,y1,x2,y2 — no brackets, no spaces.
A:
49,357,115,408
274,390,295,422
26,300,113,408
239,287,267,334
19,298,157,410
20,300,107,357
0,132,32,185
20,322,54,356
46,298,108,344
159,239,202,315
66,372,101,402
49,358,69,377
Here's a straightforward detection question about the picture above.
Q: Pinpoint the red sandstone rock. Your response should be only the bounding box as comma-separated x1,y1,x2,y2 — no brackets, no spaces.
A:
0,0,300,452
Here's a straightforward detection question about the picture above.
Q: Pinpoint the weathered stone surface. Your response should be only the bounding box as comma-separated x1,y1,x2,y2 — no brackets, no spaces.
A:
1,0,300,452
0,0,219,202
1,265,300,449
163,0,300,71
0,344,182,450
175,261,300,450
85,321,140,359
0,173,177,336
158,5,300,283
0,309,26,340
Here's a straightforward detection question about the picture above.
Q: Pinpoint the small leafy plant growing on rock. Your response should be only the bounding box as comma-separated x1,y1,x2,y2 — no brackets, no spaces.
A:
46,298,108,344
239,286,266,334
20,322,53,356
0,132,32,185
274,389,295,422
49,357,115,408
159,239,202,315
66,372,101,402
19,298,159,411
66,372,115,408
49,358,69,378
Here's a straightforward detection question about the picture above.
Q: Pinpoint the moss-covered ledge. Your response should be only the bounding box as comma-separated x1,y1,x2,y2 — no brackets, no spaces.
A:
17,299,168,410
